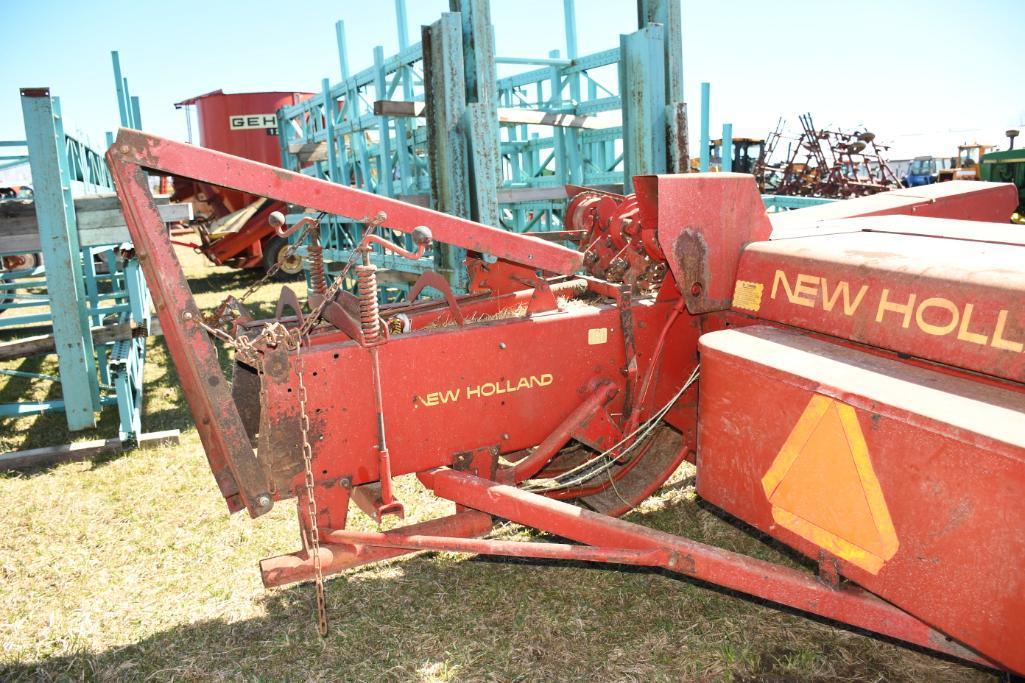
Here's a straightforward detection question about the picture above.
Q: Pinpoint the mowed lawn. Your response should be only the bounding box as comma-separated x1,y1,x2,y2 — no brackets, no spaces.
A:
0,245,998,682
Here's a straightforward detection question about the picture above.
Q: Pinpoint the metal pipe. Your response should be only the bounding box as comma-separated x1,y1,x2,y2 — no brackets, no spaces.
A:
322,78,338,185
395,0,409,50
563,0,578,59
361,233,428,260
495,56,572,67
130,96,143,130
699,82,710,172
260,510,493,586
111,51,129,128
430,469,992,667
335,21,350,81
508,380,619,482
721,122,732,172
325,528,670,567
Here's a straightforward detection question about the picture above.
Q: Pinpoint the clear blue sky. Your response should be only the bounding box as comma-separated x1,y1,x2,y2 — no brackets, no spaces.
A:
1,0,1022,159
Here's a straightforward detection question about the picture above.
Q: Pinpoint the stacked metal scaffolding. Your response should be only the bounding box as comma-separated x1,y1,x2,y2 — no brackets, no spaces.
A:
277,0,686,292
0,61,180,449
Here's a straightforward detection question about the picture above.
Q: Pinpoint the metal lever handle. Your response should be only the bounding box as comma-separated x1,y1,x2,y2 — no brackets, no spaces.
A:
360,226,433,261
269,211,319,238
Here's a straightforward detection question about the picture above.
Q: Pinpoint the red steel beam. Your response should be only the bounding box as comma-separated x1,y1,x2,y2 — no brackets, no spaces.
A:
106,150,270,517
260,510,494,587
429,469,993,667
109,129,584,275
323,528,671,566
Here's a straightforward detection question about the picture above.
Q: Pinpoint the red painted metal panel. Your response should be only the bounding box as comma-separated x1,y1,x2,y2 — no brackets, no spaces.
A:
791,214,1025,245
697,325,1025,673
769,180,1018,236
260,297,698,491
732,228,1025,382
181,91,311,165
633,173,772,312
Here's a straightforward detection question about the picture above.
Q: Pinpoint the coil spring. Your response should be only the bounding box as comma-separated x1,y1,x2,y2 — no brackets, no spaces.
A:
308,243,327,295
356,263,380,343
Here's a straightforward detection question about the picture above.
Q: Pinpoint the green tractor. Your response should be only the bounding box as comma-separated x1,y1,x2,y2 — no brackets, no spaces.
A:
980,129,1025,222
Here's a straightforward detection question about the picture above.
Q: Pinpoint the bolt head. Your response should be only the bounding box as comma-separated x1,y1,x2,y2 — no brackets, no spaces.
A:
182,311,193,321
255,494,272,509
498,342,507,349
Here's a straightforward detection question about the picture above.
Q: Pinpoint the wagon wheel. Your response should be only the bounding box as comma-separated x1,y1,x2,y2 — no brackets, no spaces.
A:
520,424,686,518
262,235,305,281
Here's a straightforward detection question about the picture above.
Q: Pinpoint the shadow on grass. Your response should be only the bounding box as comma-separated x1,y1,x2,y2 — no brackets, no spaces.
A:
0,495,999,682
185,267,258,296
0,354,122,462
0,338,188,476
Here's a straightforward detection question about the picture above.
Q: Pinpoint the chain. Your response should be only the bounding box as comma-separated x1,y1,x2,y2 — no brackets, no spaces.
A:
193,213,389,637
292,329,328,636
197,212,385,360
204,217,320,329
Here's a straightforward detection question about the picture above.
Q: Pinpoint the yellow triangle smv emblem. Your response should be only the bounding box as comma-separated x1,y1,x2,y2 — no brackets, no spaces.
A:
761,394,898,575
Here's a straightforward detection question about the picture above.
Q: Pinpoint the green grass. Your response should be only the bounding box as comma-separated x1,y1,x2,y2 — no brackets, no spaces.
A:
0,247,997,681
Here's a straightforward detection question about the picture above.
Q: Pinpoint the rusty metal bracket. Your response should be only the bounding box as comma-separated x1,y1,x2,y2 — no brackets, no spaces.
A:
274,286,305,329
407,271,465,326
514,275,560,315
308,290,365,344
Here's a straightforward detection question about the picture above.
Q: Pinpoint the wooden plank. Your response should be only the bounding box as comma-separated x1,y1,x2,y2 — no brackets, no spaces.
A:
497,187,567,203
0,194,193,253
0,429,180,470
497,107,620,130
373,100,621,130
0,317,163,361
287,141,328,164
374,100,425,117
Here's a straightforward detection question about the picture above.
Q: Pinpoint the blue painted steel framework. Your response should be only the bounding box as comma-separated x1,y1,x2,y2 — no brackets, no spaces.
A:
761,194,835,211
0,87,151,443
276,0,687,291
0,140,31,175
